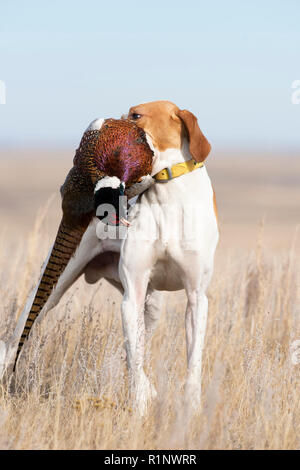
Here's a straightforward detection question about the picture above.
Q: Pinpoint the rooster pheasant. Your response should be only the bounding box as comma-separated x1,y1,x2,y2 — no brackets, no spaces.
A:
12,118,154,370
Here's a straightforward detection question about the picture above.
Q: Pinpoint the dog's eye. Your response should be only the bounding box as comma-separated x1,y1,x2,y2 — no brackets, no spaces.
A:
130,113,141,120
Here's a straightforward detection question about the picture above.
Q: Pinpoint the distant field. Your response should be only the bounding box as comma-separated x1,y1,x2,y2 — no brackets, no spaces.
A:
1,148,299,254
0,149,299,449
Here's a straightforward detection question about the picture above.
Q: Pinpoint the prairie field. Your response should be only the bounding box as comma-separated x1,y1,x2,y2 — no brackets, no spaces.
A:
0,148,299,449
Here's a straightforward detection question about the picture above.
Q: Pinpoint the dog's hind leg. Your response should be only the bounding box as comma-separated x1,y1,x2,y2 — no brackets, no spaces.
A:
184,288,208,411
144,288,164,338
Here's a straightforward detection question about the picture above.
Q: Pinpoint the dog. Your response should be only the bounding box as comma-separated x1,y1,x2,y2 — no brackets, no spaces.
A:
118,101,219,412
0,101,218,415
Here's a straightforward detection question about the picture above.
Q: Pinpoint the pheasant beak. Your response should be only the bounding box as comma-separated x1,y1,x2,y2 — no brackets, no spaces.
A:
120,217,131,227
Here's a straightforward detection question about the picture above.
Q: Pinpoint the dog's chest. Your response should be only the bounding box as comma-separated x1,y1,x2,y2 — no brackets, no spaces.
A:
131,168,217,242
129,168,218,292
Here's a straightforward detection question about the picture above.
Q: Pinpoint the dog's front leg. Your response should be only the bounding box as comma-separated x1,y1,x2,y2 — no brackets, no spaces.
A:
119,242,156,415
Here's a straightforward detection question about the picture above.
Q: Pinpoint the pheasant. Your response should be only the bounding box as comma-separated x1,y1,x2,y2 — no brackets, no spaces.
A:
13,118,154,369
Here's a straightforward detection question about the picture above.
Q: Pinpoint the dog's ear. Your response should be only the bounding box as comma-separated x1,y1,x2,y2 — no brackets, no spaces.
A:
175,109,211,162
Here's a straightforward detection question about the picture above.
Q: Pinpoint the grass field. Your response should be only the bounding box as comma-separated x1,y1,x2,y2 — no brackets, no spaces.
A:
0,149,299,449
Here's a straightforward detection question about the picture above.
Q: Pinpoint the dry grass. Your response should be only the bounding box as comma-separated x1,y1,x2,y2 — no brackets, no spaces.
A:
0,210,299,449
0,151,299,449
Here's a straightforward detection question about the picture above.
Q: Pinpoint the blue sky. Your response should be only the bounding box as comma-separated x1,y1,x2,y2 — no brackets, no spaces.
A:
0,0,299,150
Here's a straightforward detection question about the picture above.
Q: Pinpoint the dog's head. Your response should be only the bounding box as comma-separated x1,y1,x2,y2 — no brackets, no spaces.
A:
123,100,211,172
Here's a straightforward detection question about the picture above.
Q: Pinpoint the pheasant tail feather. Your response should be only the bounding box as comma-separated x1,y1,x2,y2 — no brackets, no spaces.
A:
13,217,90,369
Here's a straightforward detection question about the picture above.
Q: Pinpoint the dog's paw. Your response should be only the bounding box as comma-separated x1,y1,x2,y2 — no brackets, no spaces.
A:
134,373,157,416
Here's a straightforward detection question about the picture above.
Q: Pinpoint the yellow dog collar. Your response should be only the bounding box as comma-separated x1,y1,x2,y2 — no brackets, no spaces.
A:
154,159,204,182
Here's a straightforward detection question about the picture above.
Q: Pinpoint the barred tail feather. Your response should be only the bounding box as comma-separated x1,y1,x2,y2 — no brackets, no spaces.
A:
13,218,89,370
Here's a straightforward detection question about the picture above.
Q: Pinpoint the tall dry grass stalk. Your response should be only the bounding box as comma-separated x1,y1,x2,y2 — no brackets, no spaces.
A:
0,208,299,449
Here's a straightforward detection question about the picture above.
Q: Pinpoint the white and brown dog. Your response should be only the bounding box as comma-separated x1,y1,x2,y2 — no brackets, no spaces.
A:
118,101,219,412
0,101,218,414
